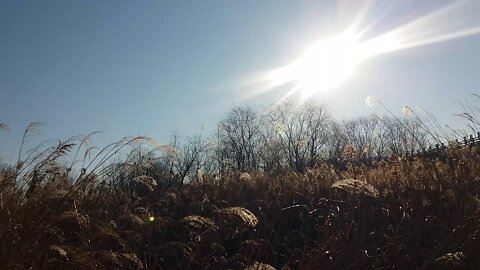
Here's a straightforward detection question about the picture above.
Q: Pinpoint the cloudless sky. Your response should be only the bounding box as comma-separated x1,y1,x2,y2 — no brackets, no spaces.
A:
2,0,480,163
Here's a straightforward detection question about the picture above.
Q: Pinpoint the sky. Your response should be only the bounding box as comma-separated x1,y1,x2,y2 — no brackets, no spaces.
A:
2,0,480,163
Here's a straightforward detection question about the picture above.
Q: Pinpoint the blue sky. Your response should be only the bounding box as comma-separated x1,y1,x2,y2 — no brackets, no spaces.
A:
1,0,480,163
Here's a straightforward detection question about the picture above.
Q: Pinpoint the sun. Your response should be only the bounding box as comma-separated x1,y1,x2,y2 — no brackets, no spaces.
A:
259,1,480,102
269,29,365,99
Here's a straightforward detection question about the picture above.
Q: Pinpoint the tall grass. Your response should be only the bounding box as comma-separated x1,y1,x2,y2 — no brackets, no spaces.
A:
1,136,479,269
1,96,480,269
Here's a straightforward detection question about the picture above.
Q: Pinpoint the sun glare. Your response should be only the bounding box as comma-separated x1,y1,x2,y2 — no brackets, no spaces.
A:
269,30,364,99
257,1,480,103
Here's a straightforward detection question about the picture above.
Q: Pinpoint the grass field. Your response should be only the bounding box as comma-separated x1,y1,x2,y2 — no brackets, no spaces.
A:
1,131,480,269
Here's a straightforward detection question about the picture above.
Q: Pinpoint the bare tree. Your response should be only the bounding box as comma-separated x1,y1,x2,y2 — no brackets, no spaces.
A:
266,101,330,173
382,116,430,156
258,126,286,173
142,133,210,188
340,115,390,160
323,121,348,164
218,106,262,172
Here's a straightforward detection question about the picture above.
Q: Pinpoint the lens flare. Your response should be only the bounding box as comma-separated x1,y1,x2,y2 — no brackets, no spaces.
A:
252,1,480,102
266,28,400,101
268,29,364,100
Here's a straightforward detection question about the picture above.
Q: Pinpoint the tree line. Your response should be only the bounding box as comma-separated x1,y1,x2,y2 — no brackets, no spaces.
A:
136,101,433,187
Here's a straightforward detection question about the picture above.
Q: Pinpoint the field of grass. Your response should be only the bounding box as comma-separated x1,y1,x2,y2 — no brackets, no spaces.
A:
1,133,480,270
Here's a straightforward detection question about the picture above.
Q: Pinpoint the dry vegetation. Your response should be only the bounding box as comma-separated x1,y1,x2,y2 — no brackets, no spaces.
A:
2,97,480,269
1,136,480,270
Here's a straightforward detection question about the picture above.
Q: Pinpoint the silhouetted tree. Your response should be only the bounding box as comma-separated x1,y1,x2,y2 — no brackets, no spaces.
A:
266,102,330,173
383,117,429,156
218,106,262,172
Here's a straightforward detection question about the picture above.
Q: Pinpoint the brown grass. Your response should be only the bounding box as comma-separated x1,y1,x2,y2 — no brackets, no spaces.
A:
1,135,480,269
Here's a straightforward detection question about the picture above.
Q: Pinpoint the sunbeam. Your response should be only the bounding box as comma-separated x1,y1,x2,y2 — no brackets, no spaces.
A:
253,0,480,102
366,1,480,54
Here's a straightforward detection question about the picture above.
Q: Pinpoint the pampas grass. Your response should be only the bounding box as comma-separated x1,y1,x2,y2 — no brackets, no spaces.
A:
332,178,379,198
2,96,480,269
2,136,480,269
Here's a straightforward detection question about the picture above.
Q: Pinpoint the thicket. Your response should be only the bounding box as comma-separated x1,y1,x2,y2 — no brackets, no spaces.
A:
1,96,480,269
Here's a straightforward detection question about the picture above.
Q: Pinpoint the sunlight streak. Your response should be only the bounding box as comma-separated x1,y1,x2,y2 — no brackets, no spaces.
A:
366,1,480,54
251,0,480,102
268,29,364,100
